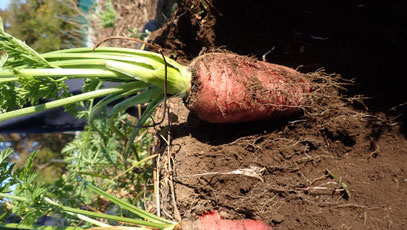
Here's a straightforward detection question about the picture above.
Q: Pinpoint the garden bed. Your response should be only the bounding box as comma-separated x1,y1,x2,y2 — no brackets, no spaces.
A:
93,0,407,229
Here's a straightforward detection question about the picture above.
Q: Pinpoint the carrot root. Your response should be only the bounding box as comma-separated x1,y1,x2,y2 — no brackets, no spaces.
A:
185,52,310,123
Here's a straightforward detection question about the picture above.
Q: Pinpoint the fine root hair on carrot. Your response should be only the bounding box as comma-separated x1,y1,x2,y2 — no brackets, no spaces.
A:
298,69,366,120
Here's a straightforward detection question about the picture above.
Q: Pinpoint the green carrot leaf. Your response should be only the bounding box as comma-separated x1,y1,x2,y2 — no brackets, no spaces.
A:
0,147,13,165
1,17,74,113
0,17,52,69
1,150,48,225
82,78,103,93
15,72,71,106
0,81,25,112
0,50,8,69
0,148,15,192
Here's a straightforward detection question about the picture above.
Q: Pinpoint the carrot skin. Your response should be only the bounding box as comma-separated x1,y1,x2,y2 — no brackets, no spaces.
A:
185,52,310,123
197,210,272,230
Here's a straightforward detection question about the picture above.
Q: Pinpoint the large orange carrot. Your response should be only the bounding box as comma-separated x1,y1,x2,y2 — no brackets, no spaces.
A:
185,53,309,123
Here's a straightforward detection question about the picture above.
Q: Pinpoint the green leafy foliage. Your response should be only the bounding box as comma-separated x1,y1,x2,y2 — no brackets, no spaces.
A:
0,17,51,69
67,78,104,119
97,0,117,28
0,17,73,111
16,74,71,106
0,50,8,69
0,148,14,192
0,115,176,229
0,1,87,113
0,73,72,113
82,78,102,94
62,112,123,179
0,149,47,224
0,1,181,227
1,133,74,186
46,176,78,207
0,82,25,112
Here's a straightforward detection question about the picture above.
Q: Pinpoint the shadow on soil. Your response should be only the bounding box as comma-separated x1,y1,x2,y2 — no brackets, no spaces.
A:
170,112,304,145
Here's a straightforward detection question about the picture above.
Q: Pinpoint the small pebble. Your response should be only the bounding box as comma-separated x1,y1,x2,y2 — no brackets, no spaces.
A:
272,213,284,224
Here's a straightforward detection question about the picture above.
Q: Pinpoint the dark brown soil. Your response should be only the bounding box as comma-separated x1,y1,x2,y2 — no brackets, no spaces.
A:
108,0,407,229
158,87,407,229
